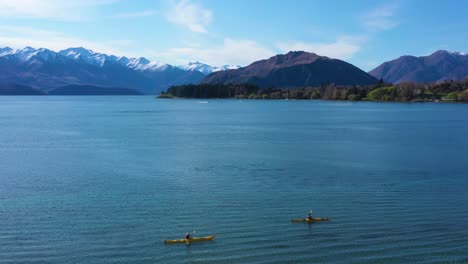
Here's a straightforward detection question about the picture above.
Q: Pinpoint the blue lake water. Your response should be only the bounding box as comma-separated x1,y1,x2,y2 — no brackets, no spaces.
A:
1,96,468,264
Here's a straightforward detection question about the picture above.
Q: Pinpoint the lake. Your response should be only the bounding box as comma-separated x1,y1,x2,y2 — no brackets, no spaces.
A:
1,96,467,264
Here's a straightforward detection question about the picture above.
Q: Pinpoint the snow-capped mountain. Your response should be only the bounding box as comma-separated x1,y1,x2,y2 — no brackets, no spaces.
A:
0,46,244,94
0,47,14,56
1,46,241,74
3,47,63,64
59,47,198,72
59,47,170,71
178,62,241,75
178,62,214,75
216,64,242,71
59,47,118,67
124,57,169,72
446,51,468,56
0,46,207,94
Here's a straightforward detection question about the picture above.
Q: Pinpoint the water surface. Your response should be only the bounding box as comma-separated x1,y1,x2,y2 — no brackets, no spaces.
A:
1,97,467,263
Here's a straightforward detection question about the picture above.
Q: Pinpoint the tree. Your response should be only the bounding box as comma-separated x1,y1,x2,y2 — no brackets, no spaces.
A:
348,94,360,101
446,92,458,100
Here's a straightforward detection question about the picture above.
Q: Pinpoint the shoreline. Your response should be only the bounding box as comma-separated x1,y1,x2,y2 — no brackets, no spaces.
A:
156,96,467,104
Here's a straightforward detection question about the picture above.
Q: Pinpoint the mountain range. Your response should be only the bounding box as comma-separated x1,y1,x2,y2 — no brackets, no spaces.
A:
202,51,378,87
1,46,467,95
0,47,238,95
369,50,468,83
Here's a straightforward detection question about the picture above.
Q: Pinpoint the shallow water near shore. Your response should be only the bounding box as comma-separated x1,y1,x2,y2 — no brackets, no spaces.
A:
1,96,468,263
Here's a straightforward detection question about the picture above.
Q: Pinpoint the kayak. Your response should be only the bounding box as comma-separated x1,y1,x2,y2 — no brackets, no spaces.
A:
292,217,330,223
164,235,216,244
292,218,331,223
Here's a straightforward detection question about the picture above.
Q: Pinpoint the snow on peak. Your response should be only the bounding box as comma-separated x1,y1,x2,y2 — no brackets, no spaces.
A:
128,57,150,67
12,47,58,62
1,46,242,73
60,47,93,56
179,61,214,75
215,65,241,71
58,48,166,71
59,47,118,67
454,51,468,56
124,57,167,71
435,50,468,57
0,47,14,57
178,62,241,75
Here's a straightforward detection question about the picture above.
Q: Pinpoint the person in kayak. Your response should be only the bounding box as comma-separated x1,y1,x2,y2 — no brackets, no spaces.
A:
185,233,192,240
306,210,313,220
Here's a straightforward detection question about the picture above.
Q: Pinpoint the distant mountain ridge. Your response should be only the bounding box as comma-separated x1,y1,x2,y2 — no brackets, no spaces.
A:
369,50,468,83
202,51,378,88
178,62,241,75
59,47,171,71
0,46,238,94
2,46,468,95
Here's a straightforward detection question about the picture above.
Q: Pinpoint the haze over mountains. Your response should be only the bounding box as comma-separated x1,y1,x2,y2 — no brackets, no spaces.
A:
369,50,468,84
1,46,467,95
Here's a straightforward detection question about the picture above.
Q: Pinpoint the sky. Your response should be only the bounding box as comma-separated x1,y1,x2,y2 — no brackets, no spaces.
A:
0,0,467,70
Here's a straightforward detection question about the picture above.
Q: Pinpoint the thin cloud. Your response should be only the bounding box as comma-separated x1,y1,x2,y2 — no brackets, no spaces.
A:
277,36,365,60
0,0,116,20
166,0,213,33
0,25,136,57
149,38,276,66
363,6,398,31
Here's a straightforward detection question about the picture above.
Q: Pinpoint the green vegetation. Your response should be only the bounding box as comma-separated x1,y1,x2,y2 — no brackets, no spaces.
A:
446,92,458,100
158,78,468,102
365,86,396,101
157,92,175,98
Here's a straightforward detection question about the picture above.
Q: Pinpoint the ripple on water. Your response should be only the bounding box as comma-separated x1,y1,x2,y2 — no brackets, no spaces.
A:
1,98,468,264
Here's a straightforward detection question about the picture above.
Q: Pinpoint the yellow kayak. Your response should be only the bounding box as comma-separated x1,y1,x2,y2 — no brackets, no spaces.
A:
292,217,331,223
164,235,216,244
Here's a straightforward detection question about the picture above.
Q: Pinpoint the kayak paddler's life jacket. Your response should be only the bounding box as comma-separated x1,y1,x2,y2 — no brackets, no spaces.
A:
185,234,191,240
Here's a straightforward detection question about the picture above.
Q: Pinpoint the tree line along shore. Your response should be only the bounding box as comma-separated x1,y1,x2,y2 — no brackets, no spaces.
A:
158,79,468,102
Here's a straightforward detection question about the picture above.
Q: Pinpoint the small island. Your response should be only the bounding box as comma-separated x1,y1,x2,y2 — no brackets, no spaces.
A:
158,79,468,102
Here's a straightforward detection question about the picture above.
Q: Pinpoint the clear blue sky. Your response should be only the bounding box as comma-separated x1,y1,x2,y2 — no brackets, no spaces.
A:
0,0,466,70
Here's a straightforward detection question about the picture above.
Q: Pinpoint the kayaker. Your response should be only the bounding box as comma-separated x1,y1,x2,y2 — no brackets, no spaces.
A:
185,233,192,240
306,210,313,220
